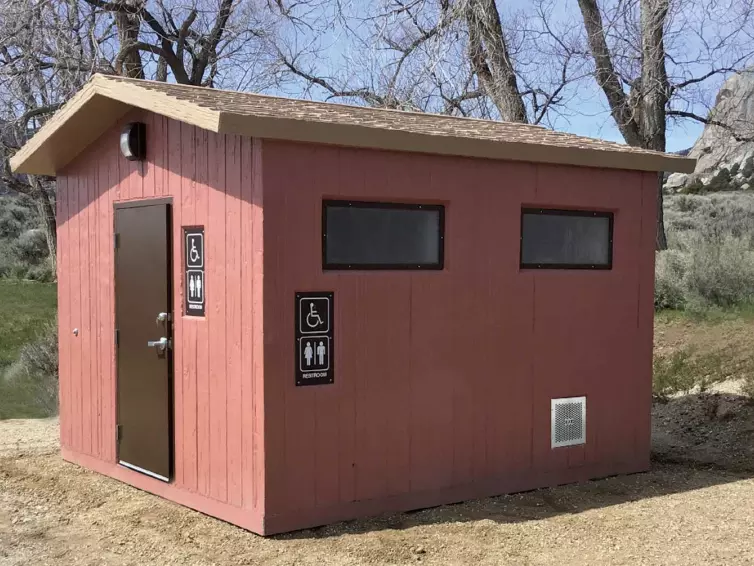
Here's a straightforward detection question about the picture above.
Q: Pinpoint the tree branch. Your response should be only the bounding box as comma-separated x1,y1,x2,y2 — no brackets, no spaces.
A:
667,110,754,143
17,104,63,129
189,0,233,84
671,67,741,94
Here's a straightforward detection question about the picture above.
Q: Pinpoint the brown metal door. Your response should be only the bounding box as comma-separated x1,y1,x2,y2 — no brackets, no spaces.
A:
115,201,173,481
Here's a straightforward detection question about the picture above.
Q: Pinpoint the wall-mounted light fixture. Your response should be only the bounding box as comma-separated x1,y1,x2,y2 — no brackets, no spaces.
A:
120,122,146,161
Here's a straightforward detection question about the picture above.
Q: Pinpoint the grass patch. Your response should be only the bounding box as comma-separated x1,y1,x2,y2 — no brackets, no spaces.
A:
654,303,754,325
0,280,57,367
0,280,57,419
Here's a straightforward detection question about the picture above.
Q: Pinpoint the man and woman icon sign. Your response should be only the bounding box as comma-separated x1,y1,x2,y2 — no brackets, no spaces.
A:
303,340,327,368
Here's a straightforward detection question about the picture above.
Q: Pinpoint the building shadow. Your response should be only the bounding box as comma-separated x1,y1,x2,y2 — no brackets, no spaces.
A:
280,392,754,540
279,459,753,540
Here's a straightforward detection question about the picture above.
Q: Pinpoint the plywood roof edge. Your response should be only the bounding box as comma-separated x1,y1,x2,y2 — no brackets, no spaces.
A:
94,75,221,132
9,80,100,173
10,74,222,175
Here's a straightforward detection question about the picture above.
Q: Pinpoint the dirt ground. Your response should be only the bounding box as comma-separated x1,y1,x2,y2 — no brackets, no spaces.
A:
652,315,754,472
1,317,754,566
2,419,754,566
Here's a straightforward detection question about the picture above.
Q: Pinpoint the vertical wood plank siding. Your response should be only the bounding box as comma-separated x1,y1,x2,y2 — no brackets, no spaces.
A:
261,141,656,533
57,112,263,528
57,110,655,536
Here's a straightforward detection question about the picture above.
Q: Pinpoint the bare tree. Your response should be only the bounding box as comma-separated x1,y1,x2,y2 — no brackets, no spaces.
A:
0,0,109,270
81,0,293,88
577,0,754,249
277,0,586,125
0,0,299,274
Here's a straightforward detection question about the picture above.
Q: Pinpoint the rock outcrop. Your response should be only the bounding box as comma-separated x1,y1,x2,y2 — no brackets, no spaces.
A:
666,71,754,192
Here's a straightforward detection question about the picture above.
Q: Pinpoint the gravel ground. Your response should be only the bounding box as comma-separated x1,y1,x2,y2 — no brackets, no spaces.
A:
1,419,754,566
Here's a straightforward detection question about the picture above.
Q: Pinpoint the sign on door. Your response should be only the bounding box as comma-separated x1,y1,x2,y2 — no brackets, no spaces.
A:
184,228,205,316
295,292,334,386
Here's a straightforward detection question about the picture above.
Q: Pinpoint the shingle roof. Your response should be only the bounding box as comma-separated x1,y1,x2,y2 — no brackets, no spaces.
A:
10,74,695,176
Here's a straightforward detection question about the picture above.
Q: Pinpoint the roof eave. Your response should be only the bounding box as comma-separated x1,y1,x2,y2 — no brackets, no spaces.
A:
11,74,696,176
218,112,696,174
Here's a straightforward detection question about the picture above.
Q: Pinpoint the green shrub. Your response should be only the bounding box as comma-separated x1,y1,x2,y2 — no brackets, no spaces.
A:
659,194,754,312
2,322,59,417
742,374,754,401
0,196,48,281
0,198,35,239
653,349,697,401
0,245,12,278
707,168,733,192
667,217,699,232
742,156,754,179
653,347,728,402
674,194,699,213
11,229,47,265
655,250,687,310
25,263,55,283
684,235,754,309
8,262,31,280
682,178,706,194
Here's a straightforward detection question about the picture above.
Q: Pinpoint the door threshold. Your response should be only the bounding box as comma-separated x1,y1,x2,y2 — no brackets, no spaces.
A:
119,460,170,482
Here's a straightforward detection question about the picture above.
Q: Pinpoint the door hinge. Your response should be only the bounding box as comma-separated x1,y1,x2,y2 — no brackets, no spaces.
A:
114,233,120,249
114,329,119,347
116,424,122,444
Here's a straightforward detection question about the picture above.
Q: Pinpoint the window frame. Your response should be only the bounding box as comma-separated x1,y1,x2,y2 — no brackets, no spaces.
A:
519,208,614,270
322,199,446,271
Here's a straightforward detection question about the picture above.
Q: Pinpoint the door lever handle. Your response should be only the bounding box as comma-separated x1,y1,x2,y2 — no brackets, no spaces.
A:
147,337,171,351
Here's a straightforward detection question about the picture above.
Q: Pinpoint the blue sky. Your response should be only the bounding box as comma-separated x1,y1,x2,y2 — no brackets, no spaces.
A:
272,0,745,152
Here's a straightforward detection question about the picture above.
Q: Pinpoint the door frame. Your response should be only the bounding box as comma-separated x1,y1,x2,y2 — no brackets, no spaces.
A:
113,197,175,481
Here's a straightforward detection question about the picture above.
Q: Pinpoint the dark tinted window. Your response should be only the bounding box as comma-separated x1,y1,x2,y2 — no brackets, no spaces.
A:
520,209,613,269
323,201,444,269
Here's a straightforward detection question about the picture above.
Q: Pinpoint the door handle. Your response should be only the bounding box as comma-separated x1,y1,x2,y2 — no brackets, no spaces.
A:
156,312,171,324
147,337,171,351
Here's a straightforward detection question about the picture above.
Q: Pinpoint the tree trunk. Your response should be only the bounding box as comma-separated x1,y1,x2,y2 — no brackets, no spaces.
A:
655,173,668,250
465,0,529,123
640,0,670,251
30,176,57,275
115,0,145,79
577,0,670,250
576,0,642,146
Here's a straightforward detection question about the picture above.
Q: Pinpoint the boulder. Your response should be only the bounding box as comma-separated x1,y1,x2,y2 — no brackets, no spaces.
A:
666,71,754,192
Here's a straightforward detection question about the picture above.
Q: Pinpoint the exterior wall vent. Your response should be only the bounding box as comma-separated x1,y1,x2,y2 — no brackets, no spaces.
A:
551,396,586,448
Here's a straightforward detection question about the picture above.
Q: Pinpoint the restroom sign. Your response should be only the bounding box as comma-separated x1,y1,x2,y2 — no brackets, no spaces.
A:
295,292,334,386
184,228,205,316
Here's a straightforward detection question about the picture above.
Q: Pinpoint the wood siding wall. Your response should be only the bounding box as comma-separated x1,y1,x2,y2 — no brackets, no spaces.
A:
57,114,657,535
57,112,264,529
261,141,657,533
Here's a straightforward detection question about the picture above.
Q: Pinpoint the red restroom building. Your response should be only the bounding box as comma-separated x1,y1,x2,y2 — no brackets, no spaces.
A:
11,75,695,535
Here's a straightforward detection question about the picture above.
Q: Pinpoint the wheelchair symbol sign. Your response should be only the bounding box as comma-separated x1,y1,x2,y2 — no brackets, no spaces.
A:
185,232,203,269
299,297,329,334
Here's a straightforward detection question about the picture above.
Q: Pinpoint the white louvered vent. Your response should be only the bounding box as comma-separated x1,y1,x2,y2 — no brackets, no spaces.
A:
551,396,586,448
